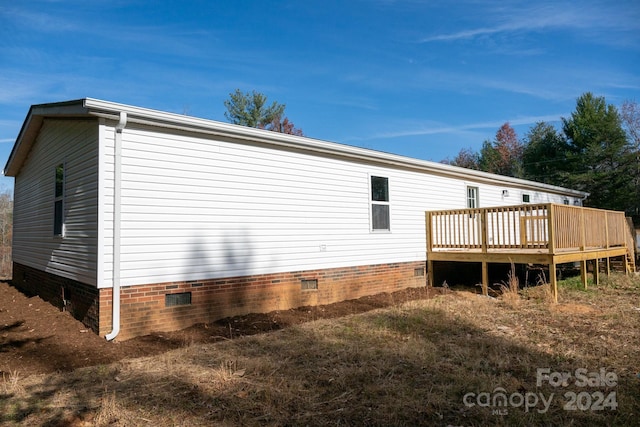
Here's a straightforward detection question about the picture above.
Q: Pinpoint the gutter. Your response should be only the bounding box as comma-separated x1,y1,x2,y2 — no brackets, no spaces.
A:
105,111,127,341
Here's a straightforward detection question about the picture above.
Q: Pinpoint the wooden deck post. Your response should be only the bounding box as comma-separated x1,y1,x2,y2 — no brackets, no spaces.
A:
547,205,559,303
480,209,488,253
605,212,610,249
580,209,586,251
593,259,600,285
480,210,489,296
426,212,433,287
550,261,558,303
482,261,489,296
548,204,556,255
580,260,588,289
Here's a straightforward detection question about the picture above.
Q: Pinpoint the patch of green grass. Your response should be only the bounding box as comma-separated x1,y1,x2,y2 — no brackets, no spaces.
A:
558,275,595,292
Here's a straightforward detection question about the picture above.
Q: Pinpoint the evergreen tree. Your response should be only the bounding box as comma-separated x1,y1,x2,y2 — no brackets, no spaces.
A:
224,89,286,128
478,140,500,173
522,122,568,185
561,92,634,212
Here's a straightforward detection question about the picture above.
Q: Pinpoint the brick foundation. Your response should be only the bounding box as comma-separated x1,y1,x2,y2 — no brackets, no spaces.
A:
12,263,101,333
13,261,427,341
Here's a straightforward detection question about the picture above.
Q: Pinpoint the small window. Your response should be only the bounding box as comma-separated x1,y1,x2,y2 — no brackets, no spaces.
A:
522,194,530,203
563,198,570,205
54,163,65,236
467,186,479,208
371,176,390,231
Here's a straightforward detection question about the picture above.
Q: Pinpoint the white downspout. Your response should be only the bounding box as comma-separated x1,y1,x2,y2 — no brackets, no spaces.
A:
105,112,127,341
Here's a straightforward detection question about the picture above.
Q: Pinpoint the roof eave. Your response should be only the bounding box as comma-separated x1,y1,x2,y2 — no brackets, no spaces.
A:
3,99,90,177
81,99,588,198
4,98,590,199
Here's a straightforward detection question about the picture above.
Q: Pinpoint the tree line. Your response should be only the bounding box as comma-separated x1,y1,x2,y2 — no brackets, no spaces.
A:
442,93,640,222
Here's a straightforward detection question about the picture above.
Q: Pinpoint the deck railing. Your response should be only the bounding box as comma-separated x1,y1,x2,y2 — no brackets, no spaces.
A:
427,203,631,254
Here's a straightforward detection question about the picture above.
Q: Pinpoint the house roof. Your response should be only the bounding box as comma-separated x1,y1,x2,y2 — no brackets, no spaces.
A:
4,98,589,198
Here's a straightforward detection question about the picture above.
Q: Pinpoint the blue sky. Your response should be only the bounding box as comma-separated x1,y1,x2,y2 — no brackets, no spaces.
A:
1,0,639,192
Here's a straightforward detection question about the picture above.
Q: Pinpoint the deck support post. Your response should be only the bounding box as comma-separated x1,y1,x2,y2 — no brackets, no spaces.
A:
605,257,610,277
481,261,489,296
593,259,600,285
550,261,558,303
580,260,588,289
426,212,434,288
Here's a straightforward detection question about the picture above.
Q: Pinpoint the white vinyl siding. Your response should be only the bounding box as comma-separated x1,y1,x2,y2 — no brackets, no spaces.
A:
12,119,99,285
98,122,581,288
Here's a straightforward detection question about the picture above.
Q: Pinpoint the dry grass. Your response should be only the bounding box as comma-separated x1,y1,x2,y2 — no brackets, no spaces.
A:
522,270,556,304
1,274,639,426
498,262,521,306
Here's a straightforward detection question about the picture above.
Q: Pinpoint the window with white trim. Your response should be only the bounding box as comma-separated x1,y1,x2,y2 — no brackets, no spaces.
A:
522,194,530,203
54,163,65,236
467,186,479,208
371,176,390,231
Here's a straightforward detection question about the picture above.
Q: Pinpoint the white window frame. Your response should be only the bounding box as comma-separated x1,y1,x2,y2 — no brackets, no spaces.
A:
370,175,390,232
467,186,479,209
53,162,65,237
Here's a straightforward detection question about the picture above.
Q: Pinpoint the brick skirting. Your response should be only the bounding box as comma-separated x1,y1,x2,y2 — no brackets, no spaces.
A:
12,261,427,340
12,263,101,334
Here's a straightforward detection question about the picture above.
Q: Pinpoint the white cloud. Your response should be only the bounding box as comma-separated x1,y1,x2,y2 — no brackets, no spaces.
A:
419,1,640,45
357,114,565,141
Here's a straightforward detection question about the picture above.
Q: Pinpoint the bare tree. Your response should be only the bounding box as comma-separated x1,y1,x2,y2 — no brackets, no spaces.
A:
0,188,13,278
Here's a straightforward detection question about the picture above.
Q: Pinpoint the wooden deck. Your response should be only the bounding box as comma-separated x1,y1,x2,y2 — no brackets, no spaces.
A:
426,203,637,302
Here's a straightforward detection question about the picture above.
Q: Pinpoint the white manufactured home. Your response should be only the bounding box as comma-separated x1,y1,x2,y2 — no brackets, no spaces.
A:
4,98,587,340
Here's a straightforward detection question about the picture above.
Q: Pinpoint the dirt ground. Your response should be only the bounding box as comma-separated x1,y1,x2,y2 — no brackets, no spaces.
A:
0,281,442,378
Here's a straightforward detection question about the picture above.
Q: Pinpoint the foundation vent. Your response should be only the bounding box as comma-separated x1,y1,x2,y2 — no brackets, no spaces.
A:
301,279,318,290
165,292,192,307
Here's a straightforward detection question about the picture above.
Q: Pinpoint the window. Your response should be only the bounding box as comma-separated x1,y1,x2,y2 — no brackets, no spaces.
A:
467,186,479,208
522,194,530,203
54,163,65,236
371,176,390,231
